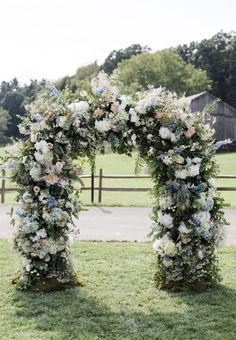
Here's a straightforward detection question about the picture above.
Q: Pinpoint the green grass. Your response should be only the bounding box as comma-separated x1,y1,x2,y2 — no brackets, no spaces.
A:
0,240,236,339
1,145,236,207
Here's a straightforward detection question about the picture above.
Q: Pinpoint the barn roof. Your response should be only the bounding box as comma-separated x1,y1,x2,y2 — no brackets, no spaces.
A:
186,91,236,116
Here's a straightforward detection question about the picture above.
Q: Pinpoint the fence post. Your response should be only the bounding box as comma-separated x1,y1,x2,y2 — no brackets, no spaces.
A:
98,168,103,203
91,170,94,203
1,169,6,204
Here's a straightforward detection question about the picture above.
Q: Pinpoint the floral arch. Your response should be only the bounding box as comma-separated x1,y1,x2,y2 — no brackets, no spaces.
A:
10,73,226,292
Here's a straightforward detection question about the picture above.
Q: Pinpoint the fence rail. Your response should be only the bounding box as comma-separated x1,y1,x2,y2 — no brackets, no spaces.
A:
1,169,236,204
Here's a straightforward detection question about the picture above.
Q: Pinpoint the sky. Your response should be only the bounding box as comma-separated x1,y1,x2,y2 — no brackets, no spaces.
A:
0,0,235,84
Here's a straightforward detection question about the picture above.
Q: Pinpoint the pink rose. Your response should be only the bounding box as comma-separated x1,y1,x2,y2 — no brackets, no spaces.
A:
93,108,104,118
111,103,119,113
45,174,59,185
185,127,195,138
47,143,54,150
155,110,164,119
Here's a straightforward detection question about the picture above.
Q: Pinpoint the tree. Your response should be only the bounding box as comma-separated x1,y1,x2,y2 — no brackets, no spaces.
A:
1,91,26,139
56,62,99,93
175,31,236,106
227,36,236,107
101,44,150,74
116,49,211,95
0,107,10,144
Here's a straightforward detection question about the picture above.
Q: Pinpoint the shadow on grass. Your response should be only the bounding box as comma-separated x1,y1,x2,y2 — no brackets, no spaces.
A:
11,284,236,340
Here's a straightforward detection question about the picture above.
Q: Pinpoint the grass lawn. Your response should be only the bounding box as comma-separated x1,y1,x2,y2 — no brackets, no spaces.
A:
1,145,236,207
0,240,236,339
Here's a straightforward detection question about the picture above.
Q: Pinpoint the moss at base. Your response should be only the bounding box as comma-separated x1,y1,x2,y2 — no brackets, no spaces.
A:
155,277,216,293
12,273,85,292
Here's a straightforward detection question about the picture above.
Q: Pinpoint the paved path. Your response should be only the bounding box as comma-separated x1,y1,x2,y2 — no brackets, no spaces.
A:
1,205,236,245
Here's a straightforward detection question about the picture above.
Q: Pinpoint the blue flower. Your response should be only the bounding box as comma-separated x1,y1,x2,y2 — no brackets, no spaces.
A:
96,87,105,95
173,146,182,154
166,123,176,132
166,182,180,192
15,210,27,218
55,117,61,127
48,196,57,209
194,183,205,194
212,139,232,151
193,218,201,228
158,152,167,160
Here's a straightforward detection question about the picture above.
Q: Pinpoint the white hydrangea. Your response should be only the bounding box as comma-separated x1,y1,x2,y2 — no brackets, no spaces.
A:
95,119,111,133
30,166,41,181
159,127,172,139
175,169,188,179
193,211,211,225
162,155,173,165
35,140,49,154
159,195,173,210
30,228,47,242
188,164,200,177
34,151,53,165
152,234,170,252
158,212,173,228
22,257,32,272
192,157,202,164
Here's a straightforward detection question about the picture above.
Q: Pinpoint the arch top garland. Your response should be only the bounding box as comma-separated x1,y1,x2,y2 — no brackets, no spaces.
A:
8,72,228,291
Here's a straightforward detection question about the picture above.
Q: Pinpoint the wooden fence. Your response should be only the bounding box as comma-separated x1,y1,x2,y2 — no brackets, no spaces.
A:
1,169,236,204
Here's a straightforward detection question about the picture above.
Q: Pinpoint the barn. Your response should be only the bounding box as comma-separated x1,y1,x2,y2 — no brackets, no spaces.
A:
187,91,236,151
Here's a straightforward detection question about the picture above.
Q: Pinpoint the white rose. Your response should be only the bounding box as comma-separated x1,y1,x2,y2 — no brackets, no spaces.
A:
164,242,177,257
68,101,89,112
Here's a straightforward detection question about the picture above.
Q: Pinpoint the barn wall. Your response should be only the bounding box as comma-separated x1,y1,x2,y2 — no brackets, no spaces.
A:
190,93,236,144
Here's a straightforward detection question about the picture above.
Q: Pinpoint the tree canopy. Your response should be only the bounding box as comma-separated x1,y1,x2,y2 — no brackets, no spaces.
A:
175,31,236,107
101,44,150,74
116,49,211,95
